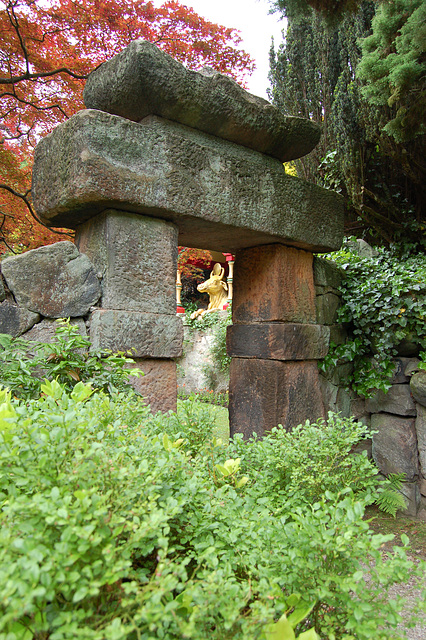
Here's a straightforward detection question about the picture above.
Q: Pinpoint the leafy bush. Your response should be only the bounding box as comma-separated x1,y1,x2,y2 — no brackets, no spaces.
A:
321,240,426,396
229,412,406,516
0,383,423,639
0,319,142,399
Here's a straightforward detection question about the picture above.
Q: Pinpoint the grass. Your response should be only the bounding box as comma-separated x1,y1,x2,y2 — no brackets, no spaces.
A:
364,505,426,560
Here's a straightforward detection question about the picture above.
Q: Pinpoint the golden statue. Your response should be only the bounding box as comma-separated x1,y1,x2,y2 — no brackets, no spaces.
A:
190,263,228,319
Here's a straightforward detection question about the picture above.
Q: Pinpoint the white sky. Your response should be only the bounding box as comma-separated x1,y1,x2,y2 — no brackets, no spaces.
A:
153,0,287,99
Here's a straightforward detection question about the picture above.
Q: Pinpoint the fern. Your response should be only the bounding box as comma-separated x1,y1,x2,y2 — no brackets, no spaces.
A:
375,473,407,517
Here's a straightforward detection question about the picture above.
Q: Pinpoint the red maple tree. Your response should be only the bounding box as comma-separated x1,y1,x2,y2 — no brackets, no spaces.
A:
0,0,254,255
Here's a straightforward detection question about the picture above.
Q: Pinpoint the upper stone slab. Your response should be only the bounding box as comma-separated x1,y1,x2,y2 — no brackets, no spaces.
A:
32,110,343,253
83,40,320,163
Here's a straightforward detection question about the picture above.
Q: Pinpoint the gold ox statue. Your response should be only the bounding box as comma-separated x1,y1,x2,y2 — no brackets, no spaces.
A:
190,263,228,319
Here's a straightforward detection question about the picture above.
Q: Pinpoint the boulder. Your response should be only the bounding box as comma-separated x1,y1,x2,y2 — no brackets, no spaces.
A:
83,39,320,163
313,256,344,289
410,371,426,407
371,413,418,481
315,292,341,325
365,384,416,416
0,300,39,337
0,273,5,302
1,242,101,318
416,403,426,476
32,110,344,253
21,318,87,343
399,482,421,517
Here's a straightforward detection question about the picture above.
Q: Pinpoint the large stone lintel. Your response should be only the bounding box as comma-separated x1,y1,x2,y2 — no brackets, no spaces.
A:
90,309,183,358
229,358,325,438
32,110,344,253
83,40,320,163
227,323,330,361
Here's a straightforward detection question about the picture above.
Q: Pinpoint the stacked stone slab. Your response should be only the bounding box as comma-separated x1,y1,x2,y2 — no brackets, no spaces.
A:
32,39,344,424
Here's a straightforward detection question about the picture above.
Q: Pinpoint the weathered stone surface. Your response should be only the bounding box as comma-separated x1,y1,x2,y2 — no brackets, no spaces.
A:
323,361,354,387
1,241,101,318
32,110,344,253
0,300,39,336
76,210,177,314
90,310,183,358
177,325,229,395
420,478,426,496
416,403,426,476
226,323,329,361
21,318,87,342
365,384,416,416
328,325,348,346
127,358,177,414
0,274,5,302
233,245,316,323
399,482,421,517
410,371,426,407
315,292,341,325
335,387,353,418
396,337,420,357
83,40,320,163
390,357,420,384
349,398,368,422
371,413,418,481
346,238,377,259
351,439,372,458
319,375,338,414
313,256,344,289
229,358,325,438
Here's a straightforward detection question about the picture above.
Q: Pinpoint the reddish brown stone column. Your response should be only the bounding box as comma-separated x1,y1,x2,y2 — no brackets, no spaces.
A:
228,244,328,438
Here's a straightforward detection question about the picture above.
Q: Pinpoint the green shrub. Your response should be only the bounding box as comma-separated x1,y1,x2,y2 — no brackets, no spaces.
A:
0,384,423,639
321,240,426,396
0,319,142,399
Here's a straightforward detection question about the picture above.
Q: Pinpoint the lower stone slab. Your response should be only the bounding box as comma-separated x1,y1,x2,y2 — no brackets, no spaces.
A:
90,309,183,358
127,358,177,414
226,323,329,360
229,358,325,438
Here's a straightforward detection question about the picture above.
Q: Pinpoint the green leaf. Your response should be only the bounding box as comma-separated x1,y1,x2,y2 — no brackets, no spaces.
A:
263,614,296,640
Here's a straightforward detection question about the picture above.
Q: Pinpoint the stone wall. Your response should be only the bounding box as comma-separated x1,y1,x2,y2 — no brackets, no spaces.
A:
0,239,180,414
314,255,426,519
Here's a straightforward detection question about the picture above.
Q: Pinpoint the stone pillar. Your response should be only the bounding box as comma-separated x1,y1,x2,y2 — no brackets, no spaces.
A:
75,209,183,413
227,244,328,438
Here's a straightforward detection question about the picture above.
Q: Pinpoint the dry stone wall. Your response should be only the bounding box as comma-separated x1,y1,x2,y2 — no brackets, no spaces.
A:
0,239,180,414
314,255,426,519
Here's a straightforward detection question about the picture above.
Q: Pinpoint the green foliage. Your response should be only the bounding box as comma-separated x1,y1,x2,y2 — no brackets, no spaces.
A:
269,1,424,244
0,319,142,398
208,303,232,376
321,241,426,396
178,388,229,408
0,384,423,639
356,0,426,142
229,412,404,514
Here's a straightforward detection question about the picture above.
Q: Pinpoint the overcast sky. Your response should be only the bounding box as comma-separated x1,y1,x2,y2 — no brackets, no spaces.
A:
153,0,286,99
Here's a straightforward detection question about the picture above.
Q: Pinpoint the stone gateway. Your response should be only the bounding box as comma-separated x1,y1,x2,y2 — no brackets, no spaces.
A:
31,39,344,433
